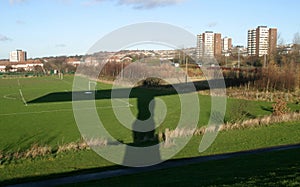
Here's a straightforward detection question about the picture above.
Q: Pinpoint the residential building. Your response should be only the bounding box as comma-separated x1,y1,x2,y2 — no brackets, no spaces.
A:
256,26,269,56
214,33,222,56
222,37,232,53
269,28,278,56
197,31,224,58
197,31,233,58
247,26,277,57
0,59,43,72
247,29,257,56
9,49,27,62
196,34,203,59
203,31,215,57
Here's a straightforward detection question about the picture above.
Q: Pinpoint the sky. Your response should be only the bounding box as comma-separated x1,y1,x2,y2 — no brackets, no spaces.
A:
0,0,300,59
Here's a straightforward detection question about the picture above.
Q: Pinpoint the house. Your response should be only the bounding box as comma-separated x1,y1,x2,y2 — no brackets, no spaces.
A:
0,60,44,72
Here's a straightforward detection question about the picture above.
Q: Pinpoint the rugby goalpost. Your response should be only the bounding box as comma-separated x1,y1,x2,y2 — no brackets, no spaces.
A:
86,80,133,107
88,80,97,92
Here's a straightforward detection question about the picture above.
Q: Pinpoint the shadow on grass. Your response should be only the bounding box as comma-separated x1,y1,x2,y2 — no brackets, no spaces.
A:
0,164,125,186
261,105,273,113
2,145,300,186
79,148,300,187
26,79,236,104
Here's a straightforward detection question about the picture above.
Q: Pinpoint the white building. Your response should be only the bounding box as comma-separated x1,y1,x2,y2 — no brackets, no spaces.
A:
0,61,43,72
197,31,215,58
222,37,232,53
9,51,19,62
247,29,257,56
203,31,215,57
256,26,269,57
247,26,277,57
9,50,27,62
196,34,203,59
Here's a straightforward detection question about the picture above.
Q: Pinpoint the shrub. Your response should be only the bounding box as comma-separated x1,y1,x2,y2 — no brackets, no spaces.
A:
272,98,290,116
142,77,162,87
226,100,252,123
24,144,52,158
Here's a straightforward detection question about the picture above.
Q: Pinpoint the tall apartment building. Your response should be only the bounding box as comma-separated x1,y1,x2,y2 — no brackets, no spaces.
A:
197,31,223,58
214,33,222,56
269,28,277,56
256,26,269,56
247,29,257,56
9,49,27,62
222,37,232,53
203,31,215,57
196,34,203,59
247,26,277,57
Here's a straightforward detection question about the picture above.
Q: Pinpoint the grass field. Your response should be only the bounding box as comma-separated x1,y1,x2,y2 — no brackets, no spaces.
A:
0,75,300,184
66,148,300,187
0,75,276,153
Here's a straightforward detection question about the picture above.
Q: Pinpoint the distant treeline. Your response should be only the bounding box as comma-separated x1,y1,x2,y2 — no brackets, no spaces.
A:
223,62,299,92
78,60,299,92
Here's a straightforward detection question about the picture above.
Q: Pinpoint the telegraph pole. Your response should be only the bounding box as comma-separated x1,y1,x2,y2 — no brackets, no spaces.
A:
185,55,188,83
238,47,241,68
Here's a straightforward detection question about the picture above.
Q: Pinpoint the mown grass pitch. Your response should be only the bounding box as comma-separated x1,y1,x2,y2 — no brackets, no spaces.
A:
0,75,300,184
0,75,276,153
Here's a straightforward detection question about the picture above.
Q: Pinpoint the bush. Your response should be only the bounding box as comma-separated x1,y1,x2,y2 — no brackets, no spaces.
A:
142,77,162,87
272,98,290,116
226,100,253,123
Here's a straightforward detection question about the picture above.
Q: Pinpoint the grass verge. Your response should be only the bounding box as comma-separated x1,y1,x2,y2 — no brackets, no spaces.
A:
66,148,300,187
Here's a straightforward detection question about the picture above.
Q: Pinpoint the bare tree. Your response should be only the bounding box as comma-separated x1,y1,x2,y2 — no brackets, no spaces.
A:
293,32,300,54
277,32,285,46
293,32,300,45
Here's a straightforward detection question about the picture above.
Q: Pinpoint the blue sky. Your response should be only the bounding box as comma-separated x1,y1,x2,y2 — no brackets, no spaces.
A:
0,0,299,58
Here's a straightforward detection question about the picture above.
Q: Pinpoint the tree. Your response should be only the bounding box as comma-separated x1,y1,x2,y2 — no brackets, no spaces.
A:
5,65,12,72
17,67,25,72
277,32,285,46
293,32,300,55
52,57,67,72
293,32,300,45
33,65,44,75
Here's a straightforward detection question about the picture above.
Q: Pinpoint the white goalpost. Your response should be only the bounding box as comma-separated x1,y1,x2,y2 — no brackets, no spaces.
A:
88,81,97,92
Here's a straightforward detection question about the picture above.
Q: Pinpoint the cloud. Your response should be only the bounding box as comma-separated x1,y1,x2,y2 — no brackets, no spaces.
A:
84,0,187,9
9,0,26,4
207,22,218,28
0,34,12,42
16,20,25,24
117,0,187,9
56,44,67,48
10,0,186,9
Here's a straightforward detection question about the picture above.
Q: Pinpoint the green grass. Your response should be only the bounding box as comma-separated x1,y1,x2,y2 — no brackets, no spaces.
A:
0,76,80,152
0,75,280,152
0,75,299,184
1,122,300,184
68,148,300,187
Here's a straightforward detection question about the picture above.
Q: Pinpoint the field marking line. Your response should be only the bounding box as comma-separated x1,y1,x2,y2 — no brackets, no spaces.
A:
17,79,21,87
0,105,132,116
19,89,28,106
27,102,73,106
3,93,18,100
27,100,98,106
115,98,133,107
